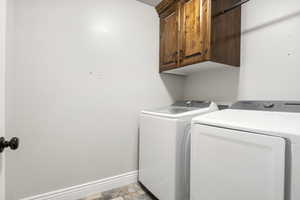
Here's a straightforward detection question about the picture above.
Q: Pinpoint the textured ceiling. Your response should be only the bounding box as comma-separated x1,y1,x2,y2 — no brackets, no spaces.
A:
136,0,162,6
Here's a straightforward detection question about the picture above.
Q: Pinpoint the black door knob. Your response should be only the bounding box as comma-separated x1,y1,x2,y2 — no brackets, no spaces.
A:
0,137,20,153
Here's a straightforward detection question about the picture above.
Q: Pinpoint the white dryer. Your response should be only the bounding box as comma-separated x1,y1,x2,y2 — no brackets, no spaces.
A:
139,101,218,200
190,101,300,200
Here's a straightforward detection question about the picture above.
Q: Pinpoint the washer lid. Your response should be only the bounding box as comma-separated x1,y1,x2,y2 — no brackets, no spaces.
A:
142,101,218,118
192,108,300,142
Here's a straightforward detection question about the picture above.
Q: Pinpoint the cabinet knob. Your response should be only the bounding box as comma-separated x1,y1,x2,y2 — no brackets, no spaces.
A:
173,52,178,63
0,137,20,153
179,50,184,61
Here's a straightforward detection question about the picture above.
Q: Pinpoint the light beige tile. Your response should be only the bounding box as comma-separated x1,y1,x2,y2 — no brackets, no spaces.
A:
111,197,124,200
85,193,102,200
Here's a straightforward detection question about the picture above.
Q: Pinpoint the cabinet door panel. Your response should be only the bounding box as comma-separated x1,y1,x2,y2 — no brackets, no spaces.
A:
160,4,179,71
180,0,211,66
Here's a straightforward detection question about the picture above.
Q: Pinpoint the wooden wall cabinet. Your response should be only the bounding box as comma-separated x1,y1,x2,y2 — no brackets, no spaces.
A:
156,0,241,75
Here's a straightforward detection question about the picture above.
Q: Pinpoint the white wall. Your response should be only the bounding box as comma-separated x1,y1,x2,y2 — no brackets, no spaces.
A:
184,67,240,103
0,0,6,199
239,0,300,100
136,0,161,6
185,0,300,102
5,0,184,199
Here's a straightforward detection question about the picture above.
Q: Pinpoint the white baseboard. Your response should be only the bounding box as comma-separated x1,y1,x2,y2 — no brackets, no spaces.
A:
21,171,138,200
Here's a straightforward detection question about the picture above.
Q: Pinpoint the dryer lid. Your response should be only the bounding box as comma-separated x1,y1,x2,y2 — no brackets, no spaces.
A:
192,101,300,142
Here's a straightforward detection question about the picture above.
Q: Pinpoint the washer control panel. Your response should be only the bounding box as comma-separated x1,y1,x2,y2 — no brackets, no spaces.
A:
172,100,211,108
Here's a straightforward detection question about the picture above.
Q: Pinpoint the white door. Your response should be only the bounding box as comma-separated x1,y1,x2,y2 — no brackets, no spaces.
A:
190,124,286,200
0,0,6,199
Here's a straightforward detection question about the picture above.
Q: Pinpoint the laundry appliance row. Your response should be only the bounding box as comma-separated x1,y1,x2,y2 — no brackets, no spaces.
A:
139,100,300,200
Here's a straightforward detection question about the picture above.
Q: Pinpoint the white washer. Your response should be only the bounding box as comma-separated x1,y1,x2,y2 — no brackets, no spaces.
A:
190,101,300,200
139,101,218,200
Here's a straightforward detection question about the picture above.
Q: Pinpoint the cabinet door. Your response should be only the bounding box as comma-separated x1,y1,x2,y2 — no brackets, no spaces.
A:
159,4,180,72
180,0,211,66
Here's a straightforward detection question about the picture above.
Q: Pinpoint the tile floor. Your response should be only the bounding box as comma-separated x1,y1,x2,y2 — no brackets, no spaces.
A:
80,183,156,200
